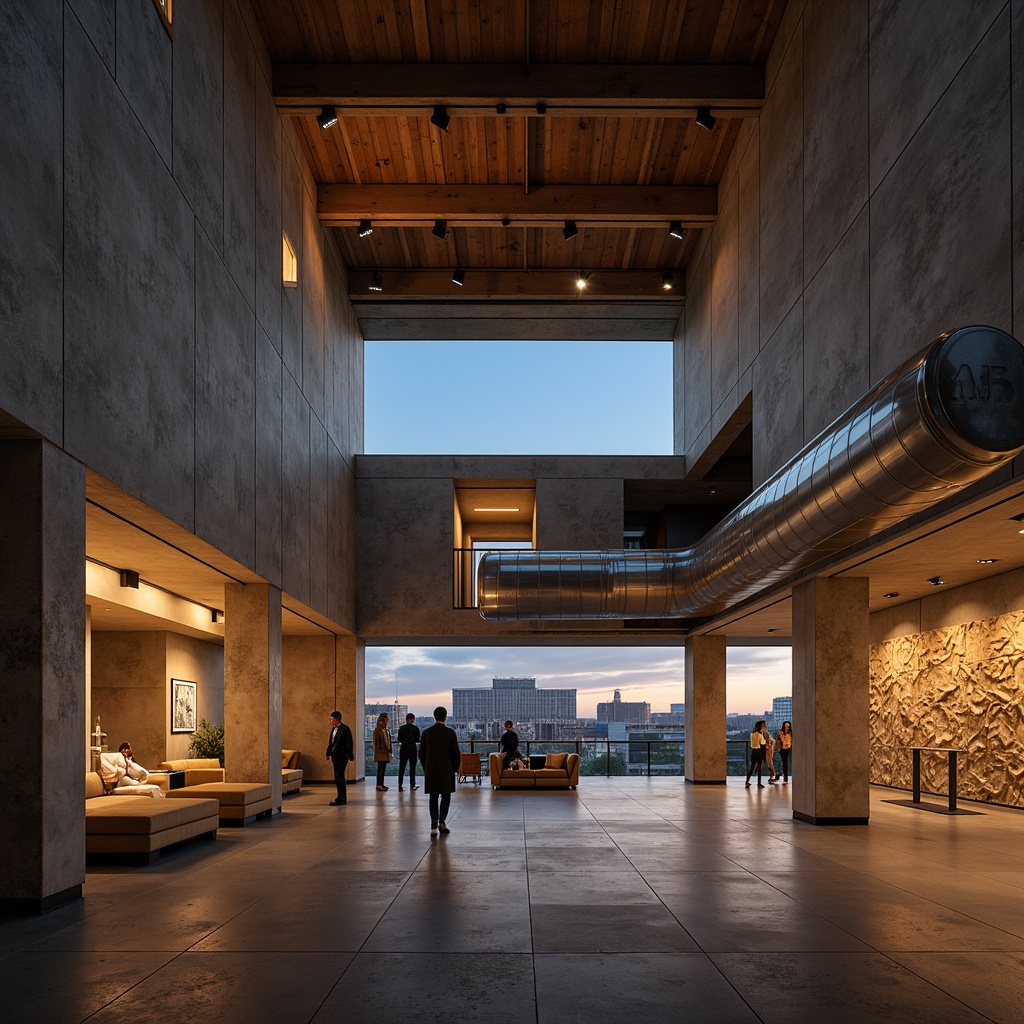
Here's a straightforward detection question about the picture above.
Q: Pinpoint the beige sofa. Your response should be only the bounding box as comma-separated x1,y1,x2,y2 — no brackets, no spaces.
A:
282,749,303,794
85,772,219,864
157,757,226,786
489,751,580,789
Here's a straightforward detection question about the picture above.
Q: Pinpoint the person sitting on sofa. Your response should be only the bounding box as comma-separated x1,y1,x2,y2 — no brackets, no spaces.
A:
98,744,164,796
498,720,521,767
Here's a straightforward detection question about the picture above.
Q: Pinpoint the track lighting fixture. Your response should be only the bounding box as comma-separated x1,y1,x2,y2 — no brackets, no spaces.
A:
357,219,373,237
695,107,716,131
661,272,674,291
430,105,451,131
501,217,511,227
496,103,507,114
669,221,684,240
432,219,448,239
536,102,546,114
883,592,900,599
369,270,383,292
562,220,578,241
452,268,465,286
316,105,338,130
927,575,945,586
575,270,590,290
119,569,140,589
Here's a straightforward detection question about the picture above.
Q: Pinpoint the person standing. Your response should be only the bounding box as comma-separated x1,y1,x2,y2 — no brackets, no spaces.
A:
764,725,779,784
419,705,461,836
745,719,768,788
326,710,354,806
498,719,520,767
776,721,793,783
373,712,393,792
397,712,421,791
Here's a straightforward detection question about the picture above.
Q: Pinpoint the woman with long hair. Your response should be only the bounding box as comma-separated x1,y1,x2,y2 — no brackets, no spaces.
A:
776,721,793,783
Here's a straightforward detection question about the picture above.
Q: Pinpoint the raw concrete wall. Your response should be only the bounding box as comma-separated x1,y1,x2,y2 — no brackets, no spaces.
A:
90,631,224,766
0,0,360,632
355,455,684,641
676,0,1018,491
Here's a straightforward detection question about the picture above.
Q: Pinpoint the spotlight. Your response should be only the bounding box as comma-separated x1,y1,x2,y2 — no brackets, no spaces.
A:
452,268,464,286
369,270,383,292
432,219,448,239
695,106,716,131
766,628,777,633
212,609,225,624
430,105,451,131
662,272,674,291
669,221,684,239
562,220,578,241
977,558,999,564
536,102,546,114
883,592,900,599
927,575,945,586
501,217,511,227
575,270,590,290
357,219,373,237
317,105,338,130
496,103,507,114
119,569,140,589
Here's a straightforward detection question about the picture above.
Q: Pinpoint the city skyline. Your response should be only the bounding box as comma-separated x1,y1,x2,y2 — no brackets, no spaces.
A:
365,645,791,719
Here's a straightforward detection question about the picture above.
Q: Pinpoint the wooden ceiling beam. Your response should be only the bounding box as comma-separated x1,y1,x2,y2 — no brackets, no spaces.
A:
346,269,684,301
319,184,716,226
275,62,764,117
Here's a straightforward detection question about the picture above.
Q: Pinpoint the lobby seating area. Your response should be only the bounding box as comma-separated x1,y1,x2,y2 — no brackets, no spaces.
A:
488,751,580,789
18,779,1022,1022
84,773,219,865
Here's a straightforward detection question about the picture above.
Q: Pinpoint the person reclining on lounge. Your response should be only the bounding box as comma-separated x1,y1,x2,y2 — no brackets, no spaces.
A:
99,744,164,796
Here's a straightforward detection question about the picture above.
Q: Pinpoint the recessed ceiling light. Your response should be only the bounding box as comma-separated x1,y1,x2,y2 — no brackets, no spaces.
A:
976,558,999,564
357,219,373,237
883,592,900,599
473,507,520,512
668,221,684,239
661,272,674,291
369,270,383,292
576,270,590,289
766,628,777,633
927,576,945,586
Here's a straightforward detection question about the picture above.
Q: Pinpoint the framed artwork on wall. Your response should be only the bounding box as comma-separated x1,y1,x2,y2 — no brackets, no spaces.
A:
171,679,197,733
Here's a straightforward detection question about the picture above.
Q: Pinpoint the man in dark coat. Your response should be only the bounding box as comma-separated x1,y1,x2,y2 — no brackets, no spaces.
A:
396,712,421,791
326,710,354,805
418,705,461,835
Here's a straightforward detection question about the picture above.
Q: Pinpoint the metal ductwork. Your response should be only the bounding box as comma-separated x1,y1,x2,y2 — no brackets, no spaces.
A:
478,326,1024,620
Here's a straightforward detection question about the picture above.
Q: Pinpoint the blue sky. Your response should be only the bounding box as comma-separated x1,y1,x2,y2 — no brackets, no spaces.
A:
364,341,791,714
365,341,674,455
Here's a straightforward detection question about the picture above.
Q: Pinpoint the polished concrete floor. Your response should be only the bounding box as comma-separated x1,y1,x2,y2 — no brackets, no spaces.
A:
3,779,1024,1023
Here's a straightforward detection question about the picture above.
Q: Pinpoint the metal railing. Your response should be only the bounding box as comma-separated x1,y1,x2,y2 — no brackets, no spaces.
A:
367,738,763,778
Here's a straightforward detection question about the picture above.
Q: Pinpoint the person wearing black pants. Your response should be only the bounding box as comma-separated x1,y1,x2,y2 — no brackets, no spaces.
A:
745,719,767,788
326,710,354,805
776,721,793,783
397,712,421,791
419,706,461,836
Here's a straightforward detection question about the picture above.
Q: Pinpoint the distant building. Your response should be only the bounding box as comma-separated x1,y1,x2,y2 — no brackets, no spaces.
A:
597,689,650,725
670,703,685,714
452,676,577,723
726,713,760,734
364,702,407,735
650,711,685,727
771,696,793,728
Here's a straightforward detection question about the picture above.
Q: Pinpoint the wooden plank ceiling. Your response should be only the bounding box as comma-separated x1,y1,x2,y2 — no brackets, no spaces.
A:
250,0,788,338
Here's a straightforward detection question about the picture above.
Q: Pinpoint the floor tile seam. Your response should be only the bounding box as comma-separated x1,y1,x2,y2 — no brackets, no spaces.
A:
77,948,186,1023
866,948,1007,1021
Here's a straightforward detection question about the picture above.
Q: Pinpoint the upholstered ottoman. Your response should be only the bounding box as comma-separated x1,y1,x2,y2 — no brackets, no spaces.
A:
165,782,273,826
85,773,219,864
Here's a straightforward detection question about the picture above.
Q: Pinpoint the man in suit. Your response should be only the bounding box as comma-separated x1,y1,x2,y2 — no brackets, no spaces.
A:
418,705,461,836
326,710,354,805
396,712,421,791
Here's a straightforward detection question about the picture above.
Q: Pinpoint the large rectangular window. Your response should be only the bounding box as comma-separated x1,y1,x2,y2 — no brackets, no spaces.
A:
365,341,672,455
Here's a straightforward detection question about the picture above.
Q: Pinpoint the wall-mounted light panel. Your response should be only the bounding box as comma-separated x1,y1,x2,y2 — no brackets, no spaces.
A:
282,232,298,288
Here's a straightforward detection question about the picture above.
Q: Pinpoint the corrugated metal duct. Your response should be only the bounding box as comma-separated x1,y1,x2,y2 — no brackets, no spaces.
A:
477,326,1024,620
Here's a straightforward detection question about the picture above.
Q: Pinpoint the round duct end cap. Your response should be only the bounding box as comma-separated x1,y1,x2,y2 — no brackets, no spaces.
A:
928,326,1024,454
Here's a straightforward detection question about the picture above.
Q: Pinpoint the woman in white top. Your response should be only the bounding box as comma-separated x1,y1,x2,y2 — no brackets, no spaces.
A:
745,720,768,788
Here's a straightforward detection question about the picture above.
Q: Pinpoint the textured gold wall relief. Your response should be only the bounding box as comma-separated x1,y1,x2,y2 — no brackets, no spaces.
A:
870,612,1024,808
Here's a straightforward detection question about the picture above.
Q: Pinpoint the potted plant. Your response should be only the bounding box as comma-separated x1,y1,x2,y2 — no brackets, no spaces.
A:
188,719,225,767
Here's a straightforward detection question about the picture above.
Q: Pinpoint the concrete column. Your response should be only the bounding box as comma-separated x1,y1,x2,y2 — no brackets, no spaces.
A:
792,576,870,825
0,441,85,913
337,634,365,781
224,583,282,810
684,634,727,783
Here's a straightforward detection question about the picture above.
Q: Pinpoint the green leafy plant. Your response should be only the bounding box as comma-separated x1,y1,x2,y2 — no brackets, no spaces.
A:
188,718,225,766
